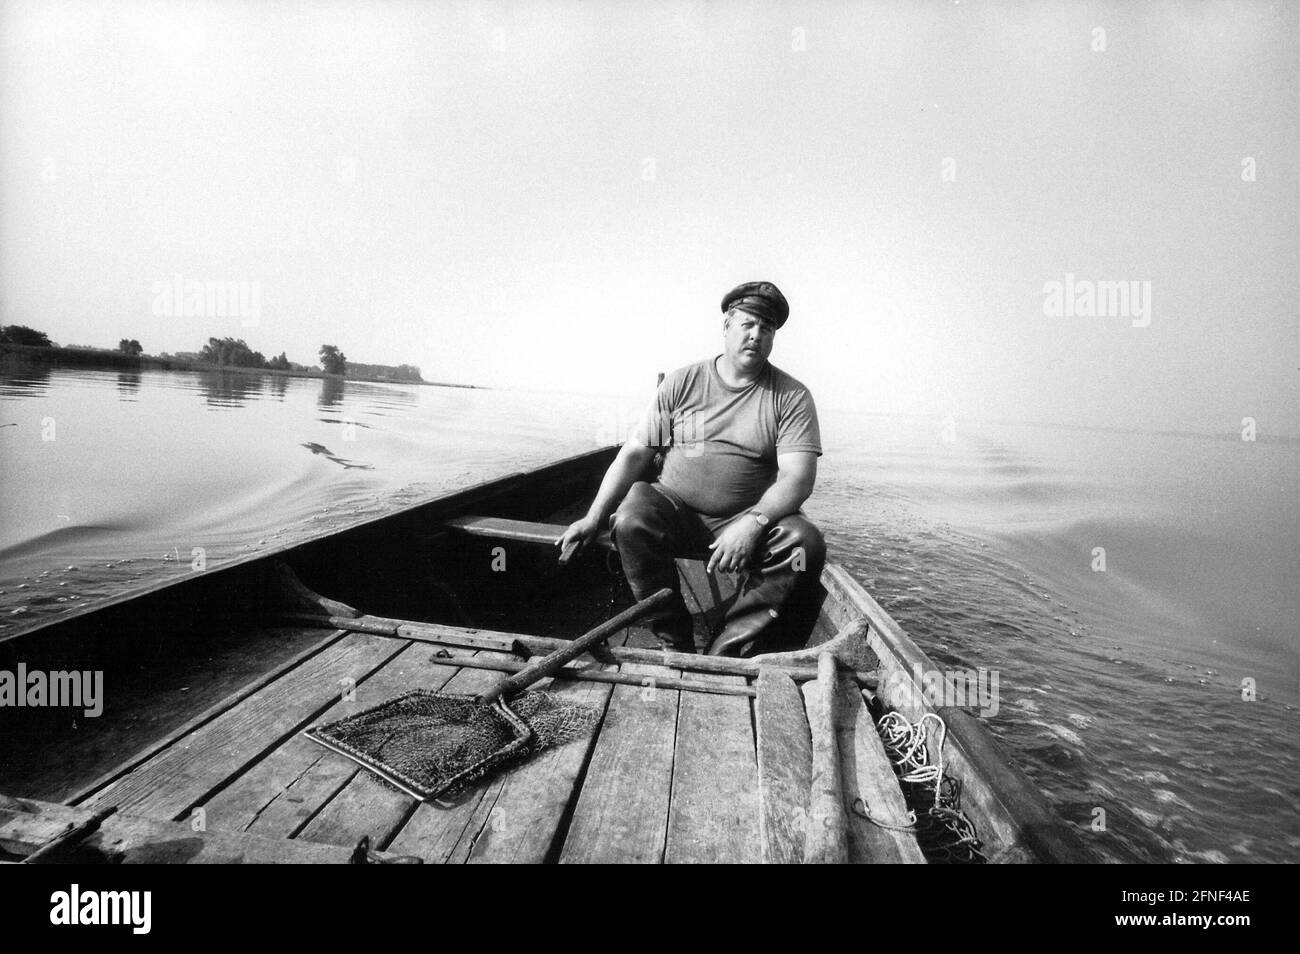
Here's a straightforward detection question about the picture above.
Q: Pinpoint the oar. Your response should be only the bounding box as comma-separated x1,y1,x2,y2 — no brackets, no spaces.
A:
281,611,879,687
802,652,849,863
426,652,757,697
475,588,674,705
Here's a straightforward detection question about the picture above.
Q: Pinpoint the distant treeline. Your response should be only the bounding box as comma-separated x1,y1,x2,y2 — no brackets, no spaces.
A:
0,326,426,385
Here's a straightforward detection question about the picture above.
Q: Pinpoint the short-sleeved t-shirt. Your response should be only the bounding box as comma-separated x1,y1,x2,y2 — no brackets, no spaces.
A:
632,356,821,517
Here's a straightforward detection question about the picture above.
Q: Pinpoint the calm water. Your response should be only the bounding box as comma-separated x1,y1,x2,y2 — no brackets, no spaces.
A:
2,363,1297,863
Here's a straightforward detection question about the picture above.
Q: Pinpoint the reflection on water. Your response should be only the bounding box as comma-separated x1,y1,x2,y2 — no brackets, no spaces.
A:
116,371,141,399
0,354,52,397
197,369,266,408
318,375,344,409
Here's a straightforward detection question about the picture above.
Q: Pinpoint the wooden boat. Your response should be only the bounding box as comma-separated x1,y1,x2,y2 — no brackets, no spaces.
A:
0,446,1089,864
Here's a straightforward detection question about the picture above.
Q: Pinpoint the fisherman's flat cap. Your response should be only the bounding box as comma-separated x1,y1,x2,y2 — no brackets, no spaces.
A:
721,281,789,328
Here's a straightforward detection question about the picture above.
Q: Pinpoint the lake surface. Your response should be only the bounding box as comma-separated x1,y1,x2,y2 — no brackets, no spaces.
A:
2,362,1297,863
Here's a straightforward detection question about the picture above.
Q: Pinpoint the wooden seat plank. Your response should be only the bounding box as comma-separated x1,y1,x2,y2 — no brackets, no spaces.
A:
664,670,760,864
78,634,406,820
836,674,927,864
442,515,612,550
558,652,680,864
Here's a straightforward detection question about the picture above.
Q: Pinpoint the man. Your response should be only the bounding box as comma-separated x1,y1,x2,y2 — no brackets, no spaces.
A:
557,280,825,656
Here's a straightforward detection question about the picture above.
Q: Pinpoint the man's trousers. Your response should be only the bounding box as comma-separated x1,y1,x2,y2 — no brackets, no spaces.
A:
609,481,826,656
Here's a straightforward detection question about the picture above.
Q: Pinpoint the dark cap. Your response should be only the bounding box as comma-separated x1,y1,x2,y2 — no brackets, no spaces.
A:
721,281,789,329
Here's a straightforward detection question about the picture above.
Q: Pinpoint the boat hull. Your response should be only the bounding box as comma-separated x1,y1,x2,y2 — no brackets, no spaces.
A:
0,445,1088,863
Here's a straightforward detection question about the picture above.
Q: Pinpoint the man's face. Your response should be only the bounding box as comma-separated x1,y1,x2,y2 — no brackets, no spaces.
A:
724,309,776,372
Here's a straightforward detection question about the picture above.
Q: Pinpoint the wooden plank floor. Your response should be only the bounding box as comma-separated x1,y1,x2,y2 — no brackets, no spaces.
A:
60,565,900,864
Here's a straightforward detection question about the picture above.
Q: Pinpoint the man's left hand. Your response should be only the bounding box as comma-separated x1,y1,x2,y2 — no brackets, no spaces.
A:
706,515,766,575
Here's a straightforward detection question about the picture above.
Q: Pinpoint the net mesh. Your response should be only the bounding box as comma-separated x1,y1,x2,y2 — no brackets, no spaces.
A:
307,688,601,801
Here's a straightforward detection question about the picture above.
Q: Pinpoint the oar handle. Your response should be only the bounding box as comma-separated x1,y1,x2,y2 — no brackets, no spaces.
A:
478,588,675,704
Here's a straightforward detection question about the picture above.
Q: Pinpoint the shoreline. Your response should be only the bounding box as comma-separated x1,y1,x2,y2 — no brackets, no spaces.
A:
0,342,483,389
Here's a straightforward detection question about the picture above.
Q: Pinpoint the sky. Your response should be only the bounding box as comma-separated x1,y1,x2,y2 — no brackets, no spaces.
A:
1,0,1296,433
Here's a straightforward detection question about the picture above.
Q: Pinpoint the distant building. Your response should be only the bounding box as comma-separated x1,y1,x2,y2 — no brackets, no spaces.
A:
345,362,423,383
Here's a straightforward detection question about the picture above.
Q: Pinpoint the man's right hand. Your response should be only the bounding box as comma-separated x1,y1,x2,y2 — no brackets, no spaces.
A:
556,514,601,564
559,441,653,565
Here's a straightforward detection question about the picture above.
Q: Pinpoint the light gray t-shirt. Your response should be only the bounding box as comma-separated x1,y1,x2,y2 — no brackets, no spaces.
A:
633,356,821,517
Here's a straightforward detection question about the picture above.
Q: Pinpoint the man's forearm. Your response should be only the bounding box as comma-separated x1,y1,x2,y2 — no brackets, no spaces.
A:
751,476,814,524
586,448,652,525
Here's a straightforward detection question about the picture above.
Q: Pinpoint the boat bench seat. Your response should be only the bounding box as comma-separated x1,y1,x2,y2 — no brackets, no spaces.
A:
442,515,614,551
442,515,741,646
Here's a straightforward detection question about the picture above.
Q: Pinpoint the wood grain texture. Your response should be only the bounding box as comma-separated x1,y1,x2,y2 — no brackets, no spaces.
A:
65,626,351,806
558,657,680,863
664,668,760,863
296,653,521,852
443,515,612,550
755,667,811,864
198,641,469,837
384,631,626,864
421,676,613,864
834,674,926,864
79,633,407,820
802,654,848,863
302,613,846,682
2,796,404,864
453,626,633,864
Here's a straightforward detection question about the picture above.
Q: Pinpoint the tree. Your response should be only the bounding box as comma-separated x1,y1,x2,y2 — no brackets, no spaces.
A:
118,339,143,356
198,337,267,368
319,344,347,376
267,351,290,371
0,325,52,347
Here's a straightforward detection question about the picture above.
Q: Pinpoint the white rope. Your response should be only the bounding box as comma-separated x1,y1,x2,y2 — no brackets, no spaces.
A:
875,709,986,861
878,710,946,807
851,798,917,831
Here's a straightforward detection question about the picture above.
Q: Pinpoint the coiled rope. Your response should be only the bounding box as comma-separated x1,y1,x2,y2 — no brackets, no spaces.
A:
878,711,946,800
866,709,987,863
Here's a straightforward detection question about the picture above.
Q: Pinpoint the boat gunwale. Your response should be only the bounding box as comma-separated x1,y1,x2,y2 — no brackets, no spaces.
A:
0,445,618,647
819,563,1093,864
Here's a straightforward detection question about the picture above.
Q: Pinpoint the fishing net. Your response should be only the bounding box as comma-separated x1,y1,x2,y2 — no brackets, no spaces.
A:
306,688,601,801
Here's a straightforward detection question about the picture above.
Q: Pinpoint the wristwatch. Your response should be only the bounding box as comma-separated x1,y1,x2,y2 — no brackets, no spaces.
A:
747,509,770,528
